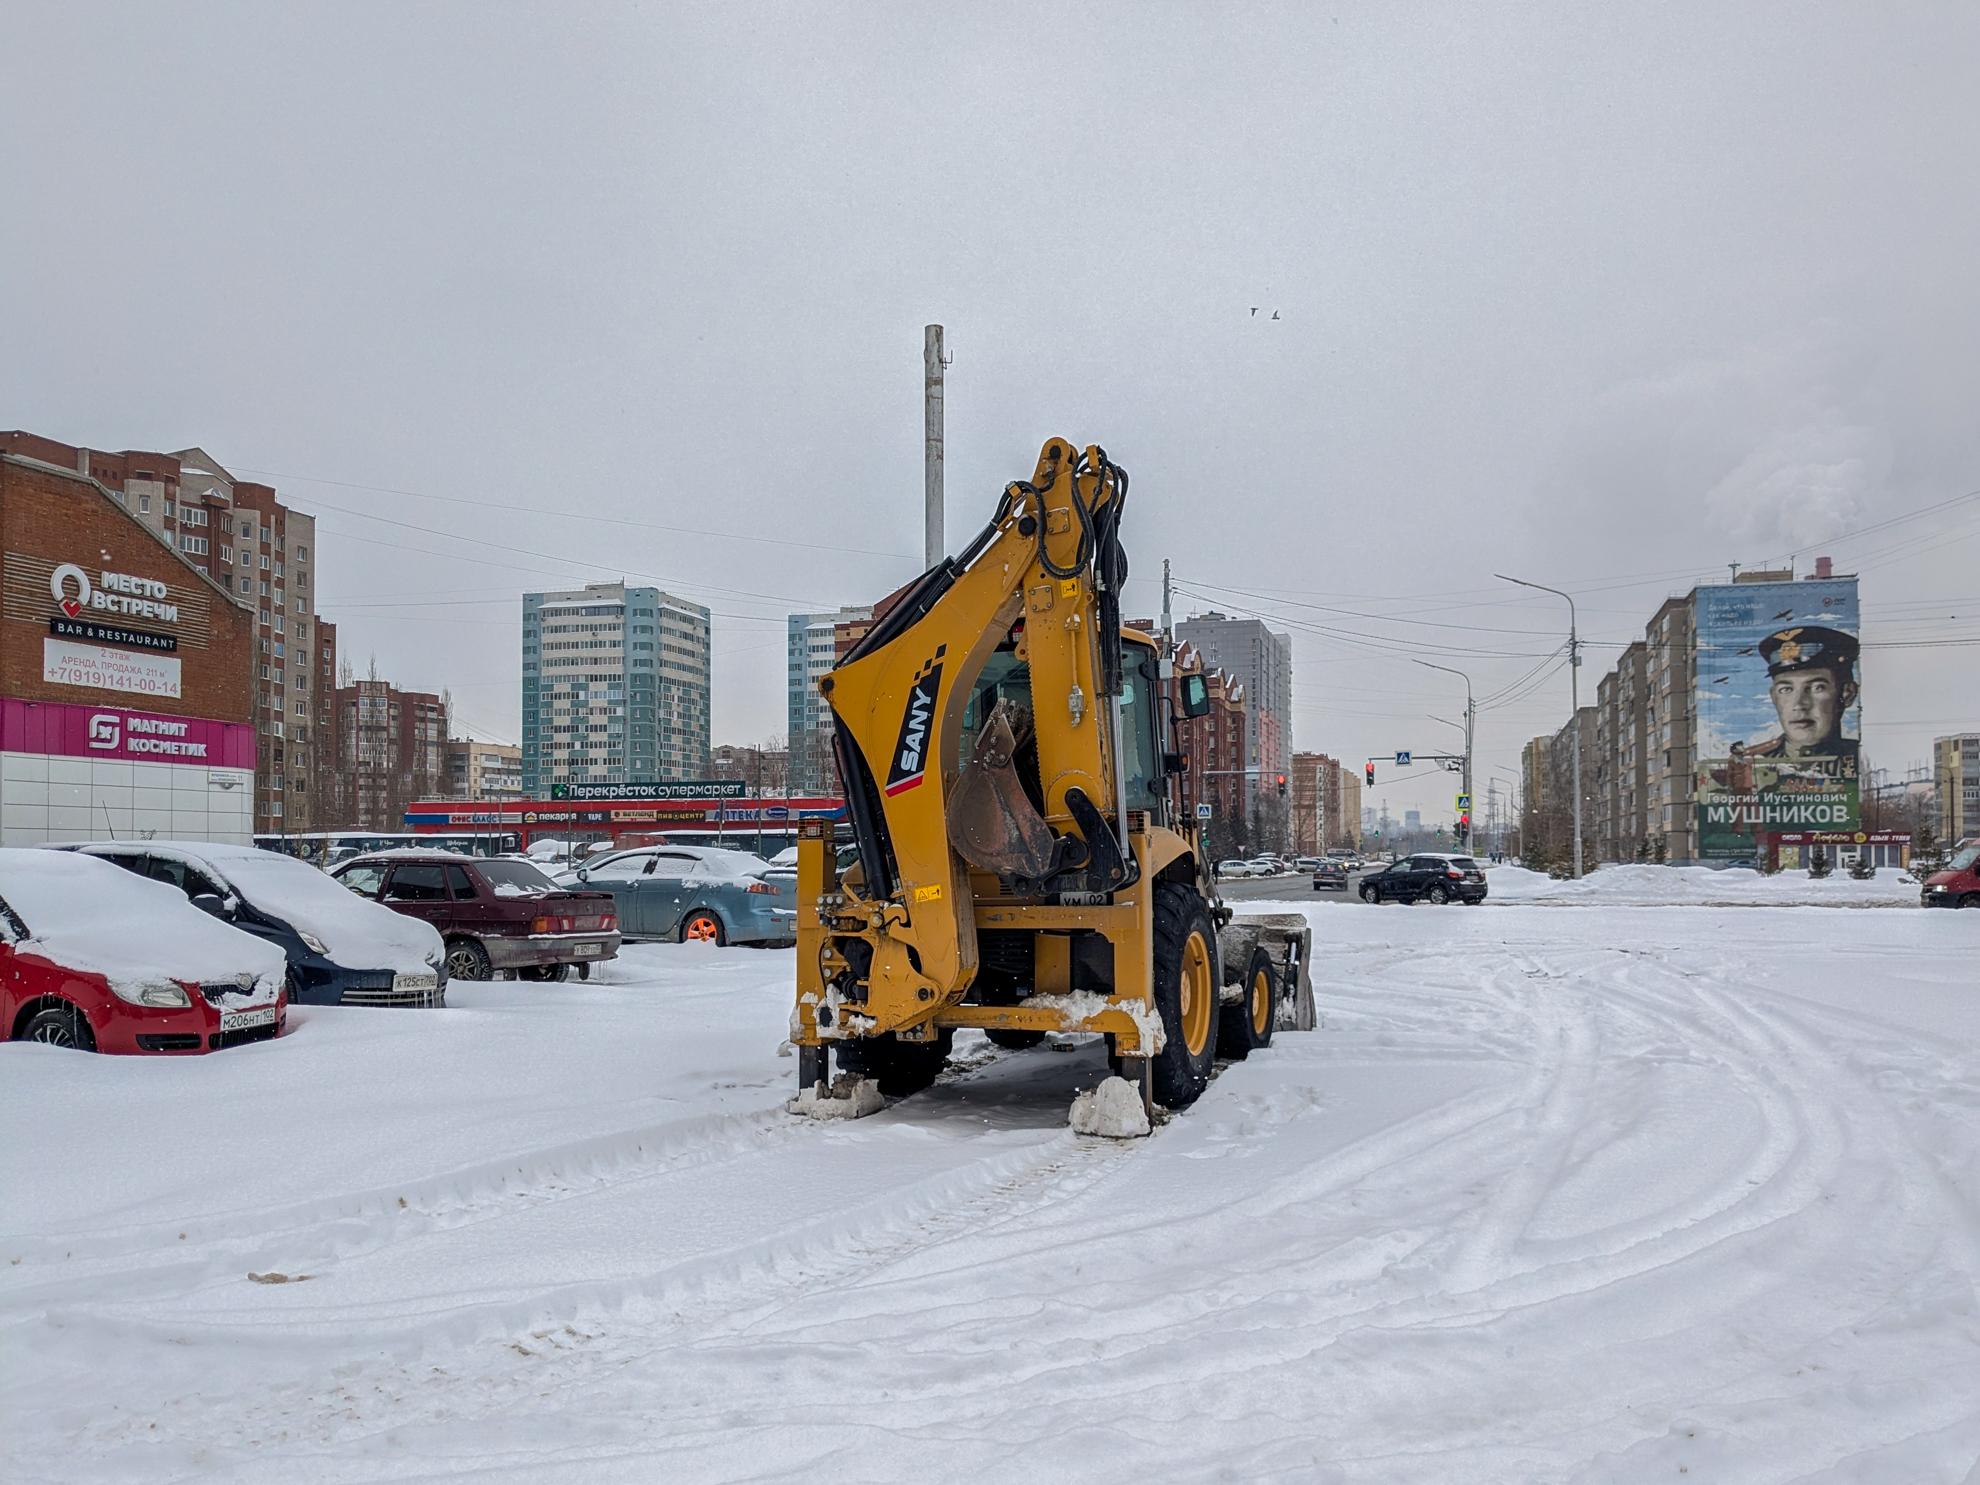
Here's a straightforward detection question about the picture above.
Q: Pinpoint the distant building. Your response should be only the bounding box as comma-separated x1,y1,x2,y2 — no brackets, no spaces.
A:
711,742,789,794
334,678,448,830
1290,752,1364,855
787,606,871,793
1164,641,1248,860
521,581,710,795
1175,611,1293,850
1935,734,1980,844
445,740,522,801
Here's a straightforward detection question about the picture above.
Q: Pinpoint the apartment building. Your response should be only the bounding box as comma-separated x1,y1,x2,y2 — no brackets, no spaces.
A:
0,432,330,832
787,605,871,793
1290,752,1365,855
445,740,523,801
1175,611,1292,850
521,581,710,795
334,679,447,829
1934,733,1980,844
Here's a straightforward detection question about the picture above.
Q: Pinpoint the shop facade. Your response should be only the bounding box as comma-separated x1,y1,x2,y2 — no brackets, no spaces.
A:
1,452,255,846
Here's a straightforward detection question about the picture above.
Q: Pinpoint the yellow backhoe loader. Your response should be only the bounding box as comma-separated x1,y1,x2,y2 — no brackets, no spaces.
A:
792,439,1313,1119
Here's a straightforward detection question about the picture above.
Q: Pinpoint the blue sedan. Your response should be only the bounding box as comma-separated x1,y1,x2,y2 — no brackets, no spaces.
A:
561,847,797,946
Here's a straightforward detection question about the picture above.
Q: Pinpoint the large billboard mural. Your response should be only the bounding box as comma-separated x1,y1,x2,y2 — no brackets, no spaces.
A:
1695,577,1860,858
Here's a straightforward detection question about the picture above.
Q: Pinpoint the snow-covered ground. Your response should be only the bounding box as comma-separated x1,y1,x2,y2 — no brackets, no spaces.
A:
4,908,1977,1483
1484,862,1921,908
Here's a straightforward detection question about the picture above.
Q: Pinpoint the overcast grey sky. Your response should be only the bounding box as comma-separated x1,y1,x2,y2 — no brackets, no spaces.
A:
5,2,1976,823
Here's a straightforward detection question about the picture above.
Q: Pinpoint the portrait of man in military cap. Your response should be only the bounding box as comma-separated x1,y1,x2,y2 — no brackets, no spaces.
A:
1745,625,1860,762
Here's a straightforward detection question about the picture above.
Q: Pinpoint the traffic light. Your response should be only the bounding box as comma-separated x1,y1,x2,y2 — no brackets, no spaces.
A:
1276,773,1287,797
1365,762,1376,788
1457,809,1471,844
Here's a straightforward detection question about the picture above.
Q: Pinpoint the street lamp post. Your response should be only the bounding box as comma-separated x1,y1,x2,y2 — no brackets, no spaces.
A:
1496,574,1582,878
1414,660,1473,848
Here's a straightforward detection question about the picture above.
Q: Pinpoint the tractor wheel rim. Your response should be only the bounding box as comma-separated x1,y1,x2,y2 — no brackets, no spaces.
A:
687,916,717,942
1179,931,1213,1057
1251,968,1271,1036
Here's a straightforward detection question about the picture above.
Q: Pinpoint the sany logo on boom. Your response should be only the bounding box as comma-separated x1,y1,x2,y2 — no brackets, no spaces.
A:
884,646,946,797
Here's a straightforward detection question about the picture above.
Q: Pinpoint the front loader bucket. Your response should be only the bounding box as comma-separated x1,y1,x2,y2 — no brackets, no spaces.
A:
1217,913,1315,1032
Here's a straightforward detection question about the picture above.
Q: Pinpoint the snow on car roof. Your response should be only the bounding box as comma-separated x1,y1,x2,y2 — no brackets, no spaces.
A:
0,848,285,997
335,848,478,864
63,841,441,971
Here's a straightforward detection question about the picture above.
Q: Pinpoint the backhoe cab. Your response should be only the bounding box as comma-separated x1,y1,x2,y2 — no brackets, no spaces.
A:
792,439,1312,1120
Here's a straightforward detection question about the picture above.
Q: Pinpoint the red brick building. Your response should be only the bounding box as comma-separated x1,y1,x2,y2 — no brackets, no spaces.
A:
333,677,448,830
1,450,256,844
1,432,333,834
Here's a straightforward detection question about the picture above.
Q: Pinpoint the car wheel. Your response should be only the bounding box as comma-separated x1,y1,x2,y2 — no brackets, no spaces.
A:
21,1004,95,1052
1960,893,1980,910
518,963,570,983
1360,885,1378,904
1426,885,1450,905
681,911,726,946
444,938,493,982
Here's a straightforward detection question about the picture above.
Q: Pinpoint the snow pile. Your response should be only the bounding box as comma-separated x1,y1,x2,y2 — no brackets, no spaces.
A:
191,846,443,969
788,1073,885,1120
1485,862,1918,907
1069,1075,1150,1137
0,849,286,1000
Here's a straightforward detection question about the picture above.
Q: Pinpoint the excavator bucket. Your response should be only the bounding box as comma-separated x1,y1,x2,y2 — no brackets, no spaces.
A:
946,700,1057,878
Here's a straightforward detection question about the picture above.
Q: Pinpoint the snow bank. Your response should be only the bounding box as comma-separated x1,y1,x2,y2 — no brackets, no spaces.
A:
1069,1075,1150,1136
1486,862,1918,907
0,848,285,1000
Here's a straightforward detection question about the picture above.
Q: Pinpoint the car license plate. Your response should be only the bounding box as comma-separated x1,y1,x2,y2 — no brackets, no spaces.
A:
572,943,602,956
219,1006,277,1033
394,972,439,992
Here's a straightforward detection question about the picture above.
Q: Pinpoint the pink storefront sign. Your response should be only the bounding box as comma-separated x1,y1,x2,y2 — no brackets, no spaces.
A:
0,697,256,770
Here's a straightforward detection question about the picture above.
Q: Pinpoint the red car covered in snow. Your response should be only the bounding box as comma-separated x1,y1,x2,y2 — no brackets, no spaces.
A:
0,849,288,1054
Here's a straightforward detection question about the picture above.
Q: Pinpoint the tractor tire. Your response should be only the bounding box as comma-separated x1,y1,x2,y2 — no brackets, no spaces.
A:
1219,946,1278,1062
1148,881,1219,1109
835,1029,955,1097
986,1028,1048,1051
21,1003,94,1052
1426,884,1450,905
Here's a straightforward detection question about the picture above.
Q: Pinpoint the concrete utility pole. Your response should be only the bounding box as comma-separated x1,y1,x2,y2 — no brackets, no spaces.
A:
1498,574,1583,877
923,325,946,569
1160,558,1173,650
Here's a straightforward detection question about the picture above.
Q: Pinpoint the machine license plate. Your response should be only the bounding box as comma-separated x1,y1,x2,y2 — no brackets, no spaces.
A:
395,972,439,992
219,1006,277,1033
572,943,602,956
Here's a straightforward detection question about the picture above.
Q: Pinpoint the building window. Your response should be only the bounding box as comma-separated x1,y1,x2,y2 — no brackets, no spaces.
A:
138,494,151,513
295,700,307,717
296,544,308,560
220,547,232,565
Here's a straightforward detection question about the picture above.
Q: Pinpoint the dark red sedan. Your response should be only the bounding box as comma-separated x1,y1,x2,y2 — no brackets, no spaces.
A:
1,849,289,1054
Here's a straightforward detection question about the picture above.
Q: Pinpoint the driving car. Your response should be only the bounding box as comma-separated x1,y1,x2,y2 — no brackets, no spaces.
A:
2,848,287,1054
562,845,798,945
330,851,621,981
1312,860,1349,891
1358,853,1489,905
1920,840,1980,908
54,841,447,1005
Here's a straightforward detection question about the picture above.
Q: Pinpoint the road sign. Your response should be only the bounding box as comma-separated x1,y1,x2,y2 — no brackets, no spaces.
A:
1394,751,1411,766
1456,792,1471,810
1194,802,1214,820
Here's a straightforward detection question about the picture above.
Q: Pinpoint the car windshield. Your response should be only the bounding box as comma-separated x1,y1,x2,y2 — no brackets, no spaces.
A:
476,859,558,894
1948,845,1980,872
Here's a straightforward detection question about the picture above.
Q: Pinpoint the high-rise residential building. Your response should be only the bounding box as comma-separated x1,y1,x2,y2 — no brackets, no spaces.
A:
787,606,871,793
334,679,448,829
521,581,710,795
445,740,523,801
0,432,331,833
1557,561,1862,863
1289,753,1361,853
1934,734,1980,844
1174,611,1293,850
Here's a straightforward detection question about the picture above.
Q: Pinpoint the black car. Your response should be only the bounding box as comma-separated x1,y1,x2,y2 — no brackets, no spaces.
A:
1358,853,1488,905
